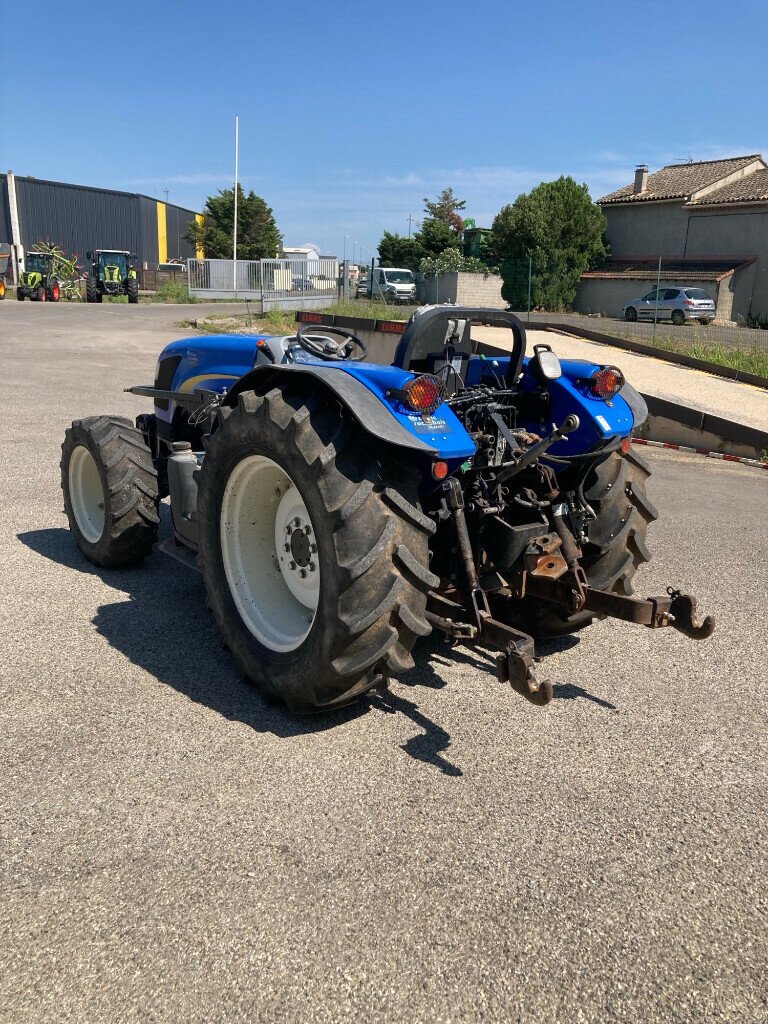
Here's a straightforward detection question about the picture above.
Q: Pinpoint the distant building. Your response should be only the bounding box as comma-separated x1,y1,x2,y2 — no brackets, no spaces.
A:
0,171,202,281
575,155,768,322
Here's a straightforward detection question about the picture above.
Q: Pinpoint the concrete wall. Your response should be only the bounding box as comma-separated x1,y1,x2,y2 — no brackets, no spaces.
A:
574,276,733,321
686,209,768,320
603,201,692,258
419,271,505,307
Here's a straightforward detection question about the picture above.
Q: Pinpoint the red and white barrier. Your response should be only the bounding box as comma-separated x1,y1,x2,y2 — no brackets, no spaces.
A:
631,437,768,470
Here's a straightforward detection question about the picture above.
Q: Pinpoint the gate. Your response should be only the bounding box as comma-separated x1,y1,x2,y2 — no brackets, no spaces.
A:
187,258,339,309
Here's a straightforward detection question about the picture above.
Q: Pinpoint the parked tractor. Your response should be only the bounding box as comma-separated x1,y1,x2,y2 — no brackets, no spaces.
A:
60,306,714,712
17,252,61,301
85,250,139,303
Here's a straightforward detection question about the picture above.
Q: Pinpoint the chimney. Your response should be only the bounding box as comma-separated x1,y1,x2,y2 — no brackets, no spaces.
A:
634,164,649,194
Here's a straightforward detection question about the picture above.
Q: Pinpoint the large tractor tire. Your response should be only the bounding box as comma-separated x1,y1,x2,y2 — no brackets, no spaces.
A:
47,281,61,302
85,278,99,303
61,416,159,567
126,278,139,304
196,387,435,712
518,447,658,637
17,288,24,300
0,279,5,299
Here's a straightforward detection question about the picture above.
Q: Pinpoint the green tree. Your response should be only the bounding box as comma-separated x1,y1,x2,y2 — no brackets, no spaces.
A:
377,230,424,270
416,218,458,258
423,187,466,234
492,176,608,310
184,185,282,260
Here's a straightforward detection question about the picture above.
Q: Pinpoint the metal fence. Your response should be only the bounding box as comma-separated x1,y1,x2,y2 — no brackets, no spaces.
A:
187,257,339,309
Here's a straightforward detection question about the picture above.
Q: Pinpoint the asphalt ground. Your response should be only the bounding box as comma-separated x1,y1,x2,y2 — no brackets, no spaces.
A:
1,302,766,1023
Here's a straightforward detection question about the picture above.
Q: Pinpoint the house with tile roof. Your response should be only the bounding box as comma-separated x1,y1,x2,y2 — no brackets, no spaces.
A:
575,155,768,323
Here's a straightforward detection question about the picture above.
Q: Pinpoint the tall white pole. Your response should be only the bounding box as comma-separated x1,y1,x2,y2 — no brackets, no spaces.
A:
233,114,239,293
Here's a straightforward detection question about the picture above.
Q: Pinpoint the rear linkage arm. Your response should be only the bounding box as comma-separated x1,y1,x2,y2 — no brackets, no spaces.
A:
427,477,715,708
427,478,553,707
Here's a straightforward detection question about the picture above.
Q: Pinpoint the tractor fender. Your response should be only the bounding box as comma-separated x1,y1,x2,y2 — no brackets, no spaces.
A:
224,364,439,455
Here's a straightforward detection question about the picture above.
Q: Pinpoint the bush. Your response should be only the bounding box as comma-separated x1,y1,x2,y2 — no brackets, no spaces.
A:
419,247,494,278
156,279,197,303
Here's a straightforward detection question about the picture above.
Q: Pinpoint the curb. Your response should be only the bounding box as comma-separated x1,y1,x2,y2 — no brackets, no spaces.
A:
631,437,768,471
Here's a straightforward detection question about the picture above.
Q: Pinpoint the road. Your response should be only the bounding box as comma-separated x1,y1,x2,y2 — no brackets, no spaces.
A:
1,302,766,1023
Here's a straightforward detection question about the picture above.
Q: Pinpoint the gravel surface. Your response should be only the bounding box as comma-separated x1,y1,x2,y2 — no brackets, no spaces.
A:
1,302,766,1023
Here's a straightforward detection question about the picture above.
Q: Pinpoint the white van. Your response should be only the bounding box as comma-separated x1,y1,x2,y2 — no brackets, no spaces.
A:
368,267,417,304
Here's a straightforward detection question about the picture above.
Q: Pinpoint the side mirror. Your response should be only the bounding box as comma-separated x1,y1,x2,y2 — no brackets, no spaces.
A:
86,251,93,260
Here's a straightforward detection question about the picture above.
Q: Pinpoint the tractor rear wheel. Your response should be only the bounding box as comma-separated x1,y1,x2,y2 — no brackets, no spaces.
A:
0,279,5,299
196,387,435,712
61,416,159,567
35,286,47,302
516,446,658,637
126,278,139,304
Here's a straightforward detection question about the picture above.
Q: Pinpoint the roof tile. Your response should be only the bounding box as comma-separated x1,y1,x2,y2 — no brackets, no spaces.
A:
599,155,763,205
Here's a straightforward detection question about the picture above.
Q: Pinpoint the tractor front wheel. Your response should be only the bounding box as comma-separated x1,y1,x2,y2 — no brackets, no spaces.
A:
196,387,435,711
86,278,99,303
35,286,47,302
126,278,139,304
0,279,5,300
61,416,159,566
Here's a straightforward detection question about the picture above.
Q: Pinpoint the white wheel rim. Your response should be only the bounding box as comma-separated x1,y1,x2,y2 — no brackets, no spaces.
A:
220,455,320,653
69,445,105,543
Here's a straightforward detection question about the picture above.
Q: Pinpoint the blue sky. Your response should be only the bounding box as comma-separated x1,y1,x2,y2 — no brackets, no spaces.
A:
3,0,766,260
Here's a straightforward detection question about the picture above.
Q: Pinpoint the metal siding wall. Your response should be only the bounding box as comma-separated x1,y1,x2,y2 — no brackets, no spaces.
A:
138,197,158,269
0,175,13,244
6,177,200,270
164,204,197,262
15,178,143,265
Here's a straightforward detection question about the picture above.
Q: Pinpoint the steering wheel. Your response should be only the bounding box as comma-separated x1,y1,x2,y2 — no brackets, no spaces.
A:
295,323,368,362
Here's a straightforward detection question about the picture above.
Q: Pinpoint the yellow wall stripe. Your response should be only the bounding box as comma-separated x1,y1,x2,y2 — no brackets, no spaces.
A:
195,213,205,260
157,201,168,264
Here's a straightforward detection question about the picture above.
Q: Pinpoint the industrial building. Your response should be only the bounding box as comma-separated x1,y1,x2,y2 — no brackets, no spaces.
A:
0,171,203,282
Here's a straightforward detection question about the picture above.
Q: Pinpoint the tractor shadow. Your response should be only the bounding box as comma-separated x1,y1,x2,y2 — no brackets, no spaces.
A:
17,526,614,775
18,524,463,770
18,525,368,742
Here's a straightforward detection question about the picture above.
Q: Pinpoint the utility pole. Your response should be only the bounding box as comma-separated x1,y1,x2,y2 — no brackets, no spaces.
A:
233,114,239,294
408,214,414,238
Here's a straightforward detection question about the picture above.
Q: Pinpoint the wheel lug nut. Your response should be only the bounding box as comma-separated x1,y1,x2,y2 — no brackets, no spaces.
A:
294,517,301,527
284,543,290,552
285,525,291,534
289,560,296,570
308,562,316,572
299,569,307,579
310,543,317,553
304,525,311,534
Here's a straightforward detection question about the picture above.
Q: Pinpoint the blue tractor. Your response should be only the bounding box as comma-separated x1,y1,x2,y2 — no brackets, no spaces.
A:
60,307,714,711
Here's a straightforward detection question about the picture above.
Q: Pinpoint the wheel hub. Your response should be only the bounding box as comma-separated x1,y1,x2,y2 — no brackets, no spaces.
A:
219,455,320,653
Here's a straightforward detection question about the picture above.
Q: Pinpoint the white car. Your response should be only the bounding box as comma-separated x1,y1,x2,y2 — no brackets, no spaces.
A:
623,287,715,325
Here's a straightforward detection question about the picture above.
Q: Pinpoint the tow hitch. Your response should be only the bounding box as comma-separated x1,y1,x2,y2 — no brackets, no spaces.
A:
427,477,715,707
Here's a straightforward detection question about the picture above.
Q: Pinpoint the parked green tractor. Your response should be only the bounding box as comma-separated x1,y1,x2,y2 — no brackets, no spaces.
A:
86,250,139,303
17,252,61,301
